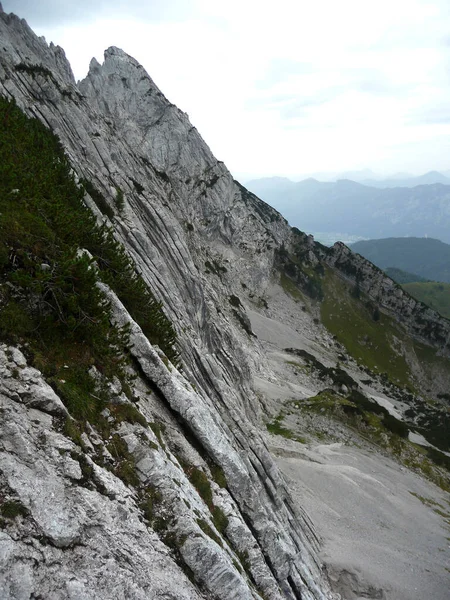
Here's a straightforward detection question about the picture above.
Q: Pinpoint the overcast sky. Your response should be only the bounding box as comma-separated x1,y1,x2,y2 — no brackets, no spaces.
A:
4,0,450,181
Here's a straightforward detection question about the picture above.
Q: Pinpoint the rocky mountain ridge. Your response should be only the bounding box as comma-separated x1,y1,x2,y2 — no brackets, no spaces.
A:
0,7,449,600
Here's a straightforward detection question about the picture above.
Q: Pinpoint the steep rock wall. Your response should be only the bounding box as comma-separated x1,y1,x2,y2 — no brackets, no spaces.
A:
0,8,337,600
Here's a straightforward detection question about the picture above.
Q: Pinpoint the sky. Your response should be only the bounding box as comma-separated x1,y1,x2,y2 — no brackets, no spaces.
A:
3,0,450,181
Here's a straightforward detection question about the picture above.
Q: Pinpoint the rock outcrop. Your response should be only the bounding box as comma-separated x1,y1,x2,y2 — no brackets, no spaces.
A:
0,9,337,600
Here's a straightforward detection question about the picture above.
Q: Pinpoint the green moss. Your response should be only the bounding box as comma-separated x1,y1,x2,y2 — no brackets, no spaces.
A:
236,549,251,575
106,433,140,487
232,559,243,574
266,414,295,439
189,467,213,508
197,518,223,546
110,403,147,428
51,368,105,423
139,486,163,522
210,463,227,488
114,458,139,487
62,416,85,447
211,505,229,535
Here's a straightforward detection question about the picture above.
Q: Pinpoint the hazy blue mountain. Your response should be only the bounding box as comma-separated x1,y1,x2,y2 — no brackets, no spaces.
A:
361,171,450,188
245,177,450,243
351,237,450,283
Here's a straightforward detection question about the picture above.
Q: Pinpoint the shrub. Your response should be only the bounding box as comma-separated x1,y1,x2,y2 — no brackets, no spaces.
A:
0,94,179,416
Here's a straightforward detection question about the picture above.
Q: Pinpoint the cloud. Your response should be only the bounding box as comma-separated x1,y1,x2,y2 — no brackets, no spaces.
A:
2,0,193,26
3,0,450,178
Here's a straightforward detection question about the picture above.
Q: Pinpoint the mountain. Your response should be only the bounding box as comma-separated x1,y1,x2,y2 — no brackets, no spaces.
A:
361,171,450,188
351,237,450,283
1,7,450,600
246,177,450,243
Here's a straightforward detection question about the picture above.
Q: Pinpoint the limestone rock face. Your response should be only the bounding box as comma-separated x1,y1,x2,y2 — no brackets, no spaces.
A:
0,10,337,600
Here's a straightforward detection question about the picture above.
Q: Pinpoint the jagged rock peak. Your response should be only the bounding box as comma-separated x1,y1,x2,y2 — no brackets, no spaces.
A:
0,4,4,14
83,45,167,99
0,9,75,85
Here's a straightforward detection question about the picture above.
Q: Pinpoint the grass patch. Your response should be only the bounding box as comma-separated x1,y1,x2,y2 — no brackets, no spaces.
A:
266,413,306,443
266,414,295,439
279,272,305,301
188,467,213,508
211,505,229,536
403,281,450,320
320,268,412,388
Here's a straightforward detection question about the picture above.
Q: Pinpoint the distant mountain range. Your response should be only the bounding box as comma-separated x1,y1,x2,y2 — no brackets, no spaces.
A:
245,176,450,243
262,170,450,187
360,170,450,188
350,237,450,283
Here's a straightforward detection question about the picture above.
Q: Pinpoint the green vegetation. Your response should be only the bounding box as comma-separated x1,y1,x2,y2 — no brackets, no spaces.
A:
285,347,357,390
303,389,409,438
236,549,251,574
289,390,449,491
266,414,295,439
351,237,450,283
320,268,412,388
80,178,114,219
275,241,324,301
409,492,447,511
149,421,166,449
197,518,223,546
0,500,28,519
266,413,307,444
279,272,305,301
385,267,428,284
188,467,213,507
181,463,229,537
403,281,450,319
0,96,178,427
139,485,163,522
115,187,125,213
210,463,227,488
